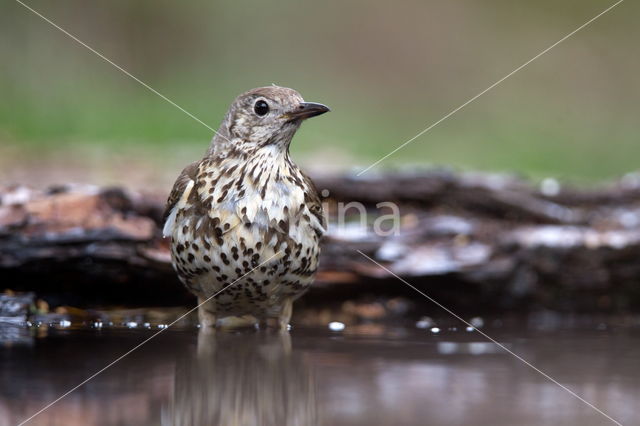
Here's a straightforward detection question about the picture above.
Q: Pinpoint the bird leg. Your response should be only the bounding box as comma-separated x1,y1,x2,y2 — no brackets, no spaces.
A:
278,297,293,331
197,296,217,331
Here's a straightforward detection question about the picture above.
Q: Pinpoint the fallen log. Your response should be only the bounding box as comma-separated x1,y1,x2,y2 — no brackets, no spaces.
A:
1,170,640,314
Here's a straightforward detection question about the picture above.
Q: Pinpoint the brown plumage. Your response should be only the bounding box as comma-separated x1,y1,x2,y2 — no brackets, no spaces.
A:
162,86,329,329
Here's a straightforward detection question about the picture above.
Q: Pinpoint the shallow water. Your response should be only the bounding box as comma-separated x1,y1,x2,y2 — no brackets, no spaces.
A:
2,319,639,426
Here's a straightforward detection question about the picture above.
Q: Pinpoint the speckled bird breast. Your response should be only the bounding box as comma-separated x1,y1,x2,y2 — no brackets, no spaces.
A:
167,149,324,318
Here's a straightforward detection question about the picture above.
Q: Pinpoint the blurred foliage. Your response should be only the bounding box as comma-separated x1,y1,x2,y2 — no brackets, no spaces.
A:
1,0,639,184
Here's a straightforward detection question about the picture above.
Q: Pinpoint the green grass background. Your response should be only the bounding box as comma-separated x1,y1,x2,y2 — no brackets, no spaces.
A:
1,0,638,186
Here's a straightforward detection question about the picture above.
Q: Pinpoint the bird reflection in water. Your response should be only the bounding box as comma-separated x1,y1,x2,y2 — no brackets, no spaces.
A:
165,330,318,426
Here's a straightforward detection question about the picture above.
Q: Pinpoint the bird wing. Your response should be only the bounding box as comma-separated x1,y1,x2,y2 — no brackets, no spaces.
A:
301,172,327,234
162,161,199,237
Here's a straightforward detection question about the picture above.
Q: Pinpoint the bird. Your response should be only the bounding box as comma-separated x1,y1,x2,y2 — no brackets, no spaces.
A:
162,86,329,330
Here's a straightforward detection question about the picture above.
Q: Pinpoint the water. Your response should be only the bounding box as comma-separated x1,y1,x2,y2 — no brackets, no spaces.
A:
2,320,639,426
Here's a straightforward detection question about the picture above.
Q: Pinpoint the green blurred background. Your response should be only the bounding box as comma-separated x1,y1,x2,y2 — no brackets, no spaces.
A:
1,0,638,189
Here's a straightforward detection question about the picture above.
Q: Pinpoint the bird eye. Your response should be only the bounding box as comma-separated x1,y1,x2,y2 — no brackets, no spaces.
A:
254,100,269,116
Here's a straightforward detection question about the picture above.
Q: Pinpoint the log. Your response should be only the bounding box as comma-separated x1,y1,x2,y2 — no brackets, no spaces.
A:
2,170,640,314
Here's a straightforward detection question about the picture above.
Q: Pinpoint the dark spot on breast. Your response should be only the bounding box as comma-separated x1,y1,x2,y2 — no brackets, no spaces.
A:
225,164,238,176
204,196,213,209
260,175,271,199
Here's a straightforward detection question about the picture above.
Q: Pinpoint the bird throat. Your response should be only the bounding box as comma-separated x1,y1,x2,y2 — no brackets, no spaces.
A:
197,143,306,234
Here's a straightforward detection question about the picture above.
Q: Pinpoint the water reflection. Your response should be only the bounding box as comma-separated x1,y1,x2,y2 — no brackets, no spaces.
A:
0,323,33,346
165,331,318,426
2,322,639,425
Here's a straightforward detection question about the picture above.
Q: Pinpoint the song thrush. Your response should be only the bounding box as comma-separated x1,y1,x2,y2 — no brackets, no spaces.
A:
162,86,329,329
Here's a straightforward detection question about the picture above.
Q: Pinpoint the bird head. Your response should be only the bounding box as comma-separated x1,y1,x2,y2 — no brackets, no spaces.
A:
212,86,330,154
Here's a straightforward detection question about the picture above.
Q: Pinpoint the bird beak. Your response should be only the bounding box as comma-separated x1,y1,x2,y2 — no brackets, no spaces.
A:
284,102,330,121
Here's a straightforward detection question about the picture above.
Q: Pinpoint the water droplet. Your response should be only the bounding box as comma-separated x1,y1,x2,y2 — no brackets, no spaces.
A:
328,321,345,331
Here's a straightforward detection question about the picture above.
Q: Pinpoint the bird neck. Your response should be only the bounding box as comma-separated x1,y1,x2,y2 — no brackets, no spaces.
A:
206,133,293,162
